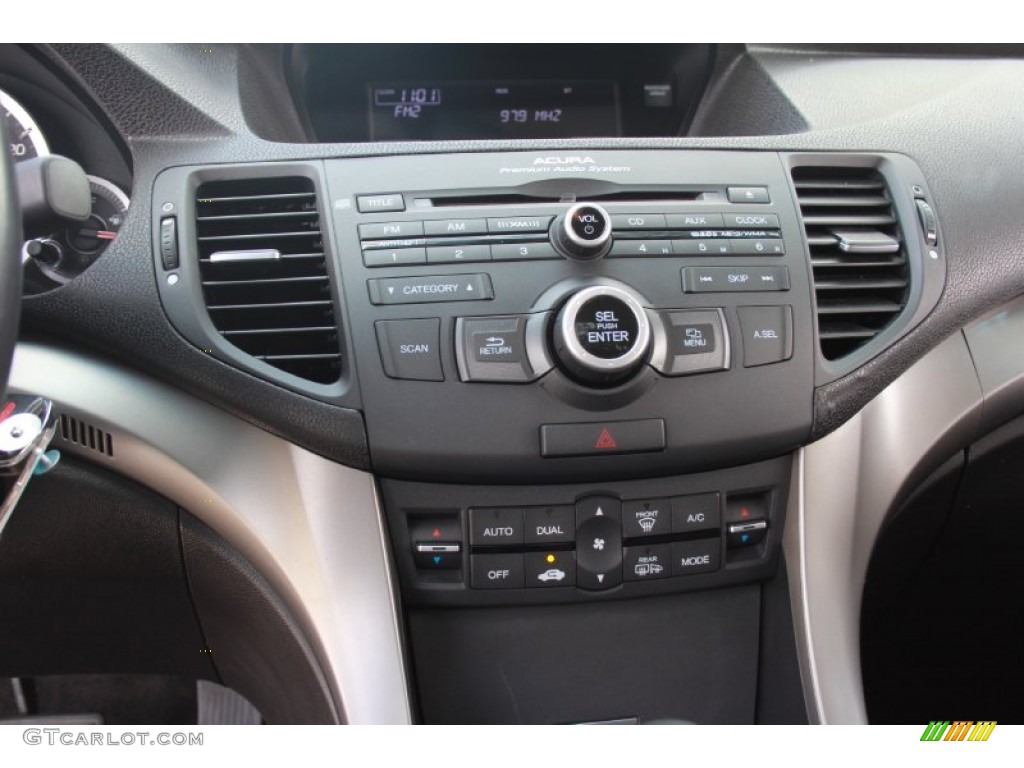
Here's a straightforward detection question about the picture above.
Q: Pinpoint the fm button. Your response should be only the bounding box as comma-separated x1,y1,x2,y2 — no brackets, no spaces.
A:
552,285,652,385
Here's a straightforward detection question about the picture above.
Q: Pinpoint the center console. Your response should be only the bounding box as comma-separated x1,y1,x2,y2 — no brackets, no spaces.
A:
151,147,940,723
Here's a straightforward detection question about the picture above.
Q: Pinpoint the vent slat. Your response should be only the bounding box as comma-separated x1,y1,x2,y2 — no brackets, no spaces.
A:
793,179,885,191
792,166,909,361
58,414,114,457
800,214,896,226
795,195,890,207
195,177,341,384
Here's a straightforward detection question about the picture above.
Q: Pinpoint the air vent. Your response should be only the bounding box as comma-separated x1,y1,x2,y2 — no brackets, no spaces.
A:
58,414,114,457
792,167,909,361
195,177,342,384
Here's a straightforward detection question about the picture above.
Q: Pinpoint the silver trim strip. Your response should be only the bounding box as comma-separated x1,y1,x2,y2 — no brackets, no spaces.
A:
8,343,412,724
786,331,983,723
209,248,281,263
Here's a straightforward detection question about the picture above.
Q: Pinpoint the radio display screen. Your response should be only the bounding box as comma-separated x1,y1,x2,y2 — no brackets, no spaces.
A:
368,81,620,141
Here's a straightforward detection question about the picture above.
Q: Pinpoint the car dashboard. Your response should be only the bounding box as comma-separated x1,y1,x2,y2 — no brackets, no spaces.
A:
2,43,1024,726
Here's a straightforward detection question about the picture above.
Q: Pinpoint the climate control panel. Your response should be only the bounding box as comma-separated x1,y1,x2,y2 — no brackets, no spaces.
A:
382,454,789,607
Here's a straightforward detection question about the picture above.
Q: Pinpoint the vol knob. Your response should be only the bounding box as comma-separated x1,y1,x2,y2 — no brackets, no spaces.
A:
551,203,612,260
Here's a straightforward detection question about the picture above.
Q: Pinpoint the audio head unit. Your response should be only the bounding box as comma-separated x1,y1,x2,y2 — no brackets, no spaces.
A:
326,150,815,483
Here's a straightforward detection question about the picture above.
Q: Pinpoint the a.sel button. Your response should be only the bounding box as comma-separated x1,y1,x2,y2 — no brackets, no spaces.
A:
670,539,721,576
368,274,494,305
470,507,524,546
374,319,443,381
738,305,793,367
471,553,525,589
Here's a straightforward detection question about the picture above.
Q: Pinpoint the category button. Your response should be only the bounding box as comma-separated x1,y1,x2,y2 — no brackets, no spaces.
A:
374,319,443,381
525,505,575,544
368,273,494,305
471,553,525,589
525,551,576,588
622,498,671,538
623,543,671,581
670,540,721,576
470,507,525,546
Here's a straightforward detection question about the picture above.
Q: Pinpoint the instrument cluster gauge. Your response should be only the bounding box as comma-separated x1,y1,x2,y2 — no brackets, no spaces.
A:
2,88,49,162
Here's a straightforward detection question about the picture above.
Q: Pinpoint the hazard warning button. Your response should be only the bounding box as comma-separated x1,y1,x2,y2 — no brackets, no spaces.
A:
539,419,666,458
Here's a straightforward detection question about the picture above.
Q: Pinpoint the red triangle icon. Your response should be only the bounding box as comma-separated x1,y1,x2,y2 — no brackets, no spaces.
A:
431,527,442,539
594,428,617,450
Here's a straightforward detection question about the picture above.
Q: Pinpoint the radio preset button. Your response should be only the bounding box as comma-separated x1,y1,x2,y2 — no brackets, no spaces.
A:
730,238,785,255
427,244,491,264
609,239,674,257
674,239,732,256
491,242,560,261
363,247,427,267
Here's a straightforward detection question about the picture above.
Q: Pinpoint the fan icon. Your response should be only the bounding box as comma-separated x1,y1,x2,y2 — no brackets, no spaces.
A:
592,538,605,551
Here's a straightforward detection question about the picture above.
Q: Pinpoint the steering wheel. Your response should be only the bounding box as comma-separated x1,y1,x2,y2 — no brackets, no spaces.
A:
0,118,21,402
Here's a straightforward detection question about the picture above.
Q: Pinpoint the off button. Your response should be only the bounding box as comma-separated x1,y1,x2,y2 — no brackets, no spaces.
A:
471,553,525,589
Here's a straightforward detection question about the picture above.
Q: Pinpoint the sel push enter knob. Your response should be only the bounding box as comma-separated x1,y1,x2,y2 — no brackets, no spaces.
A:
553,285,652,385
551,203,612,260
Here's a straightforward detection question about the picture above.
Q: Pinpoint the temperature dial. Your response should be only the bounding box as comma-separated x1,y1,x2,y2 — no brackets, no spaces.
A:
552,203,612,260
